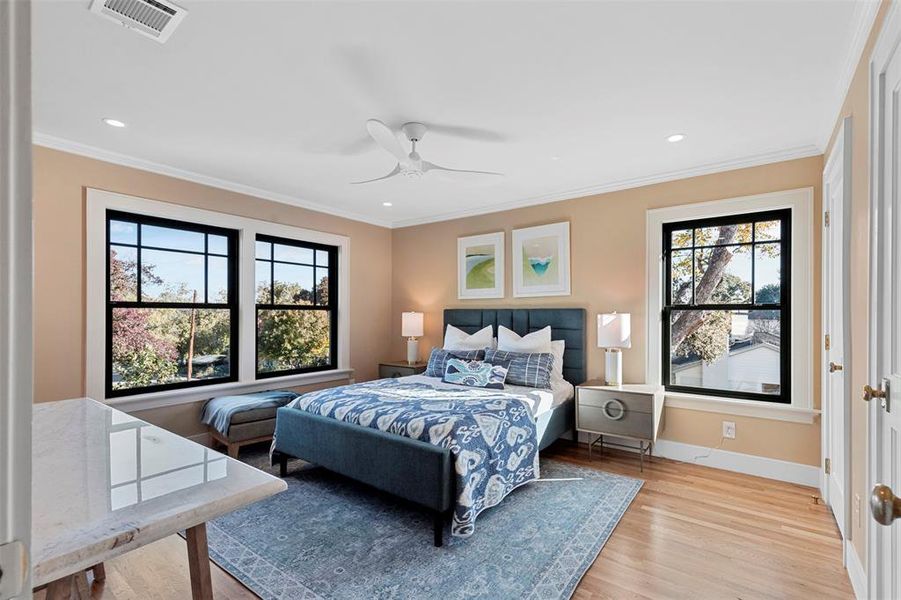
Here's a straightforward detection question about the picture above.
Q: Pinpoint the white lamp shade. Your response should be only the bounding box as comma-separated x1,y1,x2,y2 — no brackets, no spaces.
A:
402,312,424,338
597,313,631,349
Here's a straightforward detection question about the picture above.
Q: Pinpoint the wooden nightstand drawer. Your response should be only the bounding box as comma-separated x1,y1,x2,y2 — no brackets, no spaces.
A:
577,403,653,439
379,362,426,378
577,387,655,414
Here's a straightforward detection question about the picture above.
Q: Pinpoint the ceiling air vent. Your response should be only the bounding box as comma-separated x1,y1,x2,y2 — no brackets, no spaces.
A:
89,0,188,44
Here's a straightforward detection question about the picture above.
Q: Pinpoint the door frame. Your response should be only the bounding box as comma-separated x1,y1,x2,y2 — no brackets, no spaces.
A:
0,1,33,598
868,2,900,595
821,117,853,546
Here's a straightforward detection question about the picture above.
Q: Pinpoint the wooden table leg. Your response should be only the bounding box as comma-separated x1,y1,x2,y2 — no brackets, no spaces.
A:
91,563,106,582
186,523,214,600
44,571,91,600
73,571,91,599
45,575,74,600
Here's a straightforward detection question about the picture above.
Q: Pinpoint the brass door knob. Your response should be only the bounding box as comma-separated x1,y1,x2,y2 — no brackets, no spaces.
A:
870,484,901,525
863,384,887,402
829,362,843,373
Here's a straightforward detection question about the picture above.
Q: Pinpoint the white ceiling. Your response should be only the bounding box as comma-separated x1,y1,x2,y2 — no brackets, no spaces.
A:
33,1,874,228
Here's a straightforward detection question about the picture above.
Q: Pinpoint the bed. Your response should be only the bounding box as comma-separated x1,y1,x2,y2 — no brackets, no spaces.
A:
271,308,586,546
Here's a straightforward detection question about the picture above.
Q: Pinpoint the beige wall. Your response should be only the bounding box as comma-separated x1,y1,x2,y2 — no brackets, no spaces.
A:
391,156,824,466
823,0,892,567
32,146,393,434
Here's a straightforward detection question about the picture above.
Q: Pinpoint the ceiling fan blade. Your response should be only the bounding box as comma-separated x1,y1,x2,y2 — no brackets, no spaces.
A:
351,163,402,185
366,119,408,164
423,161,504,181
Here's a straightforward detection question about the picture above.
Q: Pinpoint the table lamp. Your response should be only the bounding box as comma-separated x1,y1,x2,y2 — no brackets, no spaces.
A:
597,312,631,386
402,311,424,364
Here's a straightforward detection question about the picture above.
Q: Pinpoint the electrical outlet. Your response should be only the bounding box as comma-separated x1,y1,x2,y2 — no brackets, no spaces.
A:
723,421,736,439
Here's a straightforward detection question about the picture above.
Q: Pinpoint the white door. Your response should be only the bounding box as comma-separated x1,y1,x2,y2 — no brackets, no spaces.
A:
0,1,33,599
869,6,901,597
822,118,851,540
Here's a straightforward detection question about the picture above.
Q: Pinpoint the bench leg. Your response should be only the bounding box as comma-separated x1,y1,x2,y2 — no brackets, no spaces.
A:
433,511,444,547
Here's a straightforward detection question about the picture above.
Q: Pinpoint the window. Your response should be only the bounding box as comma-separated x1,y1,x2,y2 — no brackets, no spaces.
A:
662,209,791,403
254,235,337,377
106,211,239,397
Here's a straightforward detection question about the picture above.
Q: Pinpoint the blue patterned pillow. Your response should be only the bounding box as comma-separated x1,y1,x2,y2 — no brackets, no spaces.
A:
483,349,554,389
425,347,486,377
442,358,508,390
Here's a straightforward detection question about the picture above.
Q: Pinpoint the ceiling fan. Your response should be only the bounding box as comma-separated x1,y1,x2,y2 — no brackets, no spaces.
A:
352,119,504,184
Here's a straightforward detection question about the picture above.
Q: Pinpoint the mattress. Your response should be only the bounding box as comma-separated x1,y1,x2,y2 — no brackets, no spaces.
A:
402,374,574,418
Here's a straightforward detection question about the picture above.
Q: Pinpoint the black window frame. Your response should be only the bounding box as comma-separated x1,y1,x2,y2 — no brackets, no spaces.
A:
254,234,338,379
662,208,792,404
106,210,240,398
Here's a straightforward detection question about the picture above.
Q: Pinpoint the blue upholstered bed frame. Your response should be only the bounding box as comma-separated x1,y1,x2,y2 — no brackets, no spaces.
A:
272,308,586,546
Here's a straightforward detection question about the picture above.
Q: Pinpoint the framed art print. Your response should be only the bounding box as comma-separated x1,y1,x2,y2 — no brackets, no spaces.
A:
512,222,571,297
458,232,504,299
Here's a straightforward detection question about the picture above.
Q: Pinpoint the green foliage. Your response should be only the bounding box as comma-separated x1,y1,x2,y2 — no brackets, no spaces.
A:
675,311,730,363
257,278,331,372
113,346,179,387
257,308,331,372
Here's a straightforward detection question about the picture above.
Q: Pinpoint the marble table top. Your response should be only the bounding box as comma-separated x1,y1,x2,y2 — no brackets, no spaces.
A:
32,398,287,587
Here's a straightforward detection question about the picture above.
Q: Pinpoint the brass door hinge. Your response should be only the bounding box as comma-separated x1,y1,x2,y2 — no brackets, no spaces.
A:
825,458,831,475
825,334,831,350
825,211,831,226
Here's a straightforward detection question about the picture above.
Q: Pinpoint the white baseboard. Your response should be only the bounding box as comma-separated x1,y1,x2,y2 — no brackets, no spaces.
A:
576,432,820,487
845,540,866,599
188,432,212,447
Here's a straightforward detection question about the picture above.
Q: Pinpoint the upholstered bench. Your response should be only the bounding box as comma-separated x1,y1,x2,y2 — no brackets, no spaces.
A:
201,390,299,459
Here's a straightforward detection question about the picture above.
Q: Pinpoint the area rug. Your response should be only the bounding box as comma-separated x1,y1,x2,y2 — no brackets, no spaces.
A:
204,454,642,600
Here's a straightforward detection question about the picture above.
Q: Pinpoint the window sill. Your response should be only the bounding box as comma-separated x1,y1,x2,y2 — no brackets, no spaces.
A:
104,368,355,413
664,391,820,424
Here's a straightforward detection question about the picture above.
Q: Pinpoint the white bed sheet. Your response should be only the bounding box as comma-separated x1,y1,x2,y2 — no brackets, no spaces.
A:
401,374,574,419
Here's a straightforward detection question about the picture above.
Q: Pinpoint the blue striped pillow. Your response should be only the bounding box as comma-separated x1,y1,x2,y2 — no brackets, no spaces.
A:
425,348,486,377
484,349,554,389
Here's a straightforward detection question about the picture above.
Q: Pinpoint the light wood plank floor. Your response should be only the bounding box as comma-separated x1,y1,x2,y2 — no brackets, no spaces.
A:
40,441,852,600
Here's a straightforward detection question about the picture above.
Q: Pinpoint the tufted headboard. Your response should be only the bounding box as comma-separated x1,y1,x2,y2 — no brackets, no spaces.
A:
443,308,587,386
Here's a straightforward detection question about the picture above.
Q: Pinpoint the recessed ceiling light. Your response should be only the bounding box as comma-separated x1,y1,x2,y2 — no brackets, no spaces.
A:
102,118,126,128
666,133,686,143
382,202,393,207
550,156,561,161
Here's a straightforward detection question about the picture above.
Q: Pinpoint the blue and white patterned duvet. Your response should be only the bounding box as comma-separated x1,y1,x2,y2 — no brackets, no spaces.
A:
288,378,539,537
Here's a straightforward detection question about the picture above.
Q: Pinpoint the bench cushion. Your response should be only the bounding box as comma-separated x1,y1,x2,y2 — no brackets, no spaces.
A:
201,390,299,436
230,406,279,424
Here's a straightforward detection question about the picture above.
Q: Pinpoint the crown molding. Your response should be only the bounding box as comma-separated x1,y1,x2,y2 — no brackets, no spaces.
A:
32,132,394,229
391,144,822,228
35,132,820,230
820,0,880,150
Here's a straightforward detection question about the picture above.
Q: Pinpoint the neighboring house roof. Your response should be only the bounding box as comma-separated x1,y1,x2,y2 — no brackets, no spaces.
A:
672,331,780,371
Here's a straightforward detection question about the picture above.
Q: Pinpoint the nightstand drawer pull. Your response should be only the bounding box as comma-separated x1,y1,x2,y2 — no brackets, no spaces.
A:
602,399,626,420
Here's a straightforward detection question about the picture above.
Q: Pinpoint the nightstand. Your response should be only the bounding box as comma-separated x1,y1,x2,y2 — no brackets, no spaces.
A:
379,360,428,378
575,380,664,472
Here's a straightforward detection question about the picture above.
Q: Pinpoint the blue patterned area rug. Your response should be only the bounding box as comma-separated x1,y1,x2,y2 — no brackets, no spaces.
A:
205,458,642,600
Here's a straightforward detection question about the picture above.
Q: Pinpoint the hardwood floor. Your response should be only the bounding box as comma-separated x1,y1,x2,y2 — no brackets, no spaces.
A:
47,441,852,600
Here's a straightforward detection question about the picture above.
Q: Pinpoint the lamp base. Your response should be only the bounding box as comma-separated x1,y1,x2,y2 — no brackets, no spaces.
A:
407,338,419,364
604,349,622,386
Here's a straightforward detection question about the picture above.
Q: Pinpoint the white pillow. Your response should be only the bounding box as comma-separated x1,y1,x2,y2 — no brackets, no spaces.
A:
444,324,493,351
550,339,566,383
497,325,552,353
